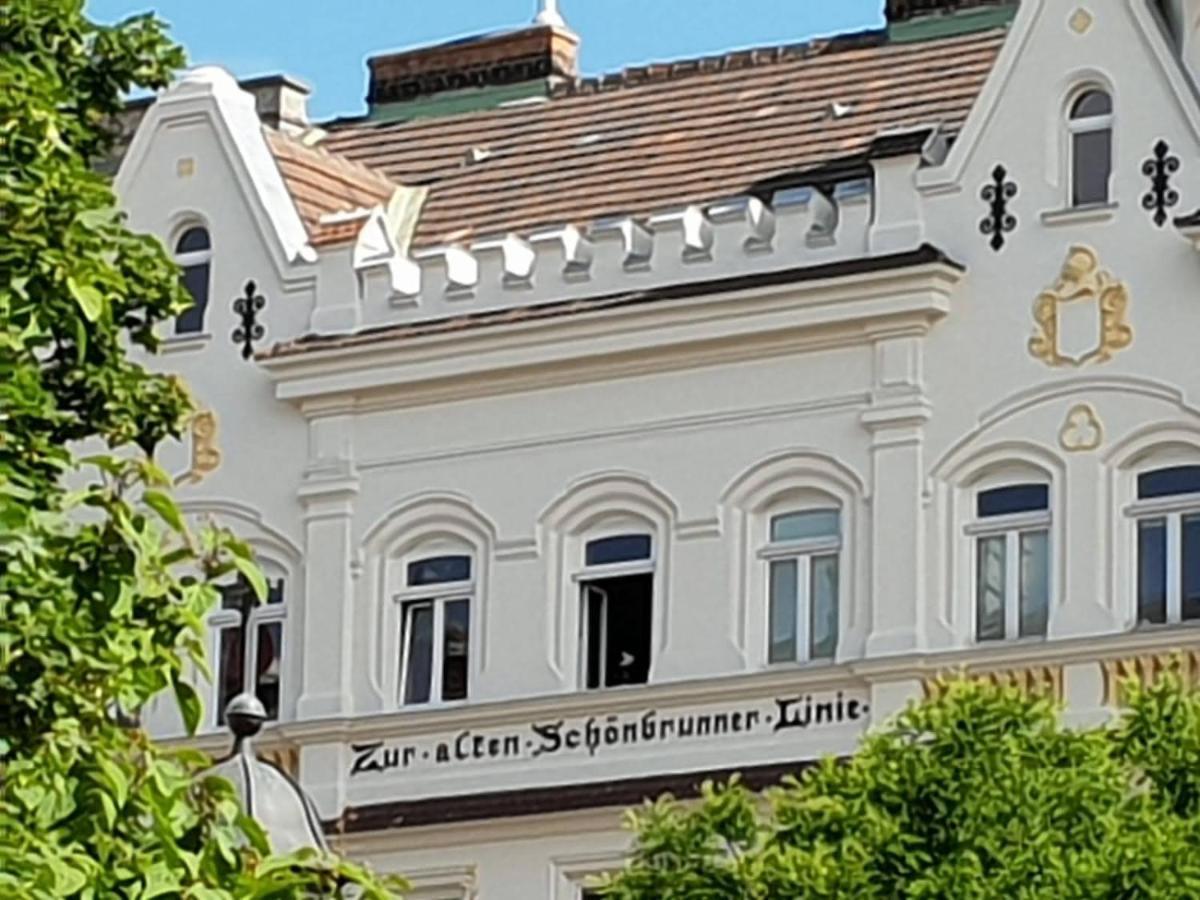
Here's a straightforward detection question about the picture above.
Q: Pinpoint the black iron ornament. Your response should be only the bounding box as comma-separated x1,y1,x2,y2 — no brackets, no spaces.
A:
232,280,266,360
979,164,1018,252
1142,139,1180,227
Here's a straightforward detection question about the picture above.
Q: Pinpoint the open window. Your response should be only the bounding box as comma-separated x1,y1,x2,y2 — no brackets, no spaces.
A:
970,483,1050,642
761,509,840,664
210,574,285,725
1129,465,1200,626
579,535,653,690
173,225,212,335
398,554,472,706
1067,88,1113,207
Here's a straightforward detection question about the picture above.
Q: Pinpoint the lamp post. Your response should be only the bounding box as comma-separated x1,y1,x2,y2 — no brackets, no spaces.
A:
204,693,328,855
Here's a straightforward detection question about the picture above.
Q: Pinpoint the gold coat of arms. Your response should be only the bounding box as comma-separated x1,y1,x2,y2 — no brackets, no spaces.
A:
1029,245,1133,367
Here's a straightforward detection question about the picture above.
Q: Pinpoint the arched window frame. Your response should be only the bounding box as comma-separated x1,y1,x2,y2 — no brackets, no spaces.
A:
361,494,496,713
965,479,1052,643
538,473,677,688
394,546,475,708
758,501,843,666
1111,437,1200,629
721,451,865,669
941,446,1063,647
1065,85,1114,208
172,221,213,336
208,559,287,727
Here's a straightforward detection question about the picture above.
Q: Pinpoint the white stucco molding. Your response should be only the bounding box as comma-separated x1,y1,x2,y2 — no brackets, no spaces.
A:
116,66,317,274
919,0,1200,194
357,492,499,706
179,496,304,565
261,255,965,407
537,472,679,679
719,449,869,664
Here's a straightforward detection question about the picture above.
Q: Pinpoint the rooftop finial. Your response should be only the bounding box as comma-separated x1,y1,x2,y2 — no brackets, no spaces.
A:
535,0,566,27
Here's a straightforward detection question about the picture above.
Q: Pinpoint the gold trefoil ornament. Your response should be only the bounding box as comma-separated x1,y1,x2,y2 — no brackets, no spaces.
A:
1029,245,1133,367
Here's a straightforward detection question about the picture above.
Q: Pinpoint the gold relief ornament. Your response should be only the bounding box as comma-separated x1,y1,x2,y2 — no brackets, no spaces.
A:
1059,403,1104,452
1029,245,1133,367
175,410,222,485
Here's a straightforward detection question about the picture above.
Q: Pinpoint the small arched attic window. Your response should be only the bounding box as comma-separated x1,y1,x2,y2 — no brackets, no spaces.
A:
1067,88,1113,208
173,225,212,335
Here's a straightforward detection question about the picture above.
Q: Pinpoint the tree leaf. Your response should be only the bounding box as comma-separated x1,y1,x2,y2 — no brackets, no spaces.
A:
173,676,204,736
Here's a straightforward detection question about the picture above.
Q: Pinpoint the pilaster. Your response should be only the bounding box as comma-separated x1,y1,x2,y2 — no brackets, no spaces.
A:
296,408,360,719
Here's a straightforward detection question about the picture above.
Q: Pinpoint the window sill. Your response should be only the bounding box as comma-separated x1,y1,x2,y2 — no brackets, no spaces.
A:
160,332,212,354
766,658,838,671
974,634,1048,648
1040,202,1118,227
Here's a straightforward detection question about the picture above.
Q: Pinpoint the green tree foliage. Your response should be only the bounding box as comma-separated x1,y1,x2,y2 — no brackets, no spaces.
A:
0,1,402,895
600,675,1200,899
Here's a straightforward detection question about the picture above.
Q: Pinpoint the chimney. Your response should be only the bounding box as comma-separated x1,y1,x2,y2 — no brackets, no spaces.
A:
366,9,579,121
886,0,1016,23
241,75,312,135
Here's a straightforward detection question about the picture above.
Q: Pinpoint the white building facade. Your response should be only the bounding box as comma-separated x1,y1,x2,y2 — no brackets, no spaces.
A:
116,0,1200,895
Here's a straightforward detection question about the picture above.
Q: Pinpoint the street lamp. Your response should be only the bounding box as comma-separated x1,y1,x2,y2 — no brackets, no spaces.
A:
204,693,328,855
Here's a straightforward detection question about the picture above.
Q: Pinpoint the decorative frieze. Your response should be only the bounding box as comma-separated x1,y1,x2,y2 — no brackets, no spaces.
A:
1101,650,1200,706
923,664,1064,702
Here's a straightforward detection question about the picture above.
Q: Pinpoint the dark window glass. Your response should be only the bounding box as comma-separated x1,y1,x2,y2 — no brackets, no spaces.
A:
441,600,470,702
175,226,212,254
1070,90,1112,119
402,603,435,705
976,535,1006,642
254,621,282,720
407,555,472,586
583,574,652,689
768,559,798,664
1138,519,1167,625
1183,515,1200,622
174,261,211,335
216,625,245,725
1072,129,1112,206
1018,530,1050,638
1137,466,1200,500
810,555,839,660
977,484,1049,518
585,534,652,567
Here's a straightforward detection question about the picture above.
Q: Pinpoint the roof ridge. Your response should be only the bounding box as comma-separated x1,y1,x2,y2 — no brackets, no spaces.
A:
552,27,889,98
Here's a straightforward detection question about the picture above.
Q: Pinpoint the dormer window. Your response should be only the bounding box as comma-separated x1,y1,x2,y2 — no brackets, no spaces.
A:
173,226,212,335
1068,89,1113,207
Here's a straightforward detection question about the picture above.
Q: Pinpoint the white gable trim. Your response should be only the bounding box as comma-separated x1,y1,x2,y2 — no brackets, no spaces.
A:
115,66,317,279
918,0,1200,194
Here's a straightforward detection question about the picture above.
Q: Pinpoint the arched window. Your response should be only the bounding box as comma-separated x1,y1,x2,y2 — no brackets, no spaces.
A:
761,509,840,664
397,554,473,706
210,574,286,724
1067,89,1113,207
970,483,1051,642
173,226,212,335
1129,465,1200,625
578,533,654,690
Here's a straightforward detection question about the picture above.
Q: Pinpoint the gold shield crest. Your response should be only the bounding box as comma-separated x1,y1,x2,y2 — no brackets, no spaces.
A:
1029,245,1132,367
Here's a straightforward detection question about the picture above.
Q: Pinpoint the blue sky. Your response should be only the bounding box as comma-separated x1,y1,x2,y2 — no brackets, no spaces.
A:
87,0,884,121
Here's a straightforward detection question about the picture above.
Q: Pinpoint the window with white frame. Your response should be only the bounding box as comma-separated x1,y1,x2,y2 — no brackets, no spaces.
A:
1067,88,1113,207
173,225,212,335
578,534,654,690
398,555,472,706
761,509,840,664
1131,465,1200,626
210,575,285,725
970,484,1051,642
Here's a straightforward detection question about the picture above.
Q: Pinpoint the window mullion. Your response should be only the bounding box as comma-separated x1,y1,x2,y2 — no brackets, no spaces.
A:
796,555,812,663
1004,531,1020,639
431,599,445,703
1168,513,1183,623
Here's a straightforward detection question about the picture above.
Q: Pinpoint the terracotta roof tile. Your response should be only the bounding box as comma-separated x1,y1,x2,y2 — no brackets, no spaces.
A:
320,27,1008,248
265,130,400,247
